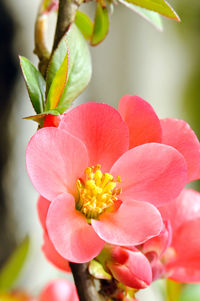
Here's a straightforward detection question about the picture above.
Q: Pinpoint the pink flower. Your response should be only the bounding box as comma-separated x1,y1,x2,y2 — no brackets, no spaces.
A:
138,189,200,283
26,96,189,263
103,245,152,289
159,189,200,282
39,279,78,301
98,222,170,289
105,187,200,286
119,95,200,182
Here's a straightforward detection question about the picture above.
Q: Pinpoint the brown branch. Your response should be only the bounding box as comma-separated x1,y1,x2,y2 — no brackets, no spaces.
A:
52,0,82,52
34,15,50,76
34,12,50,61
69,262,106,301
34,1,52,77
35,0,82,76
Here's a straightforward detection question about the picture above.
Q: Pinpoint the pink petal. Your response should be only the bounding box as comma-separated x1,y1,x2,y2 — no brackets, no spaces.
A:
142,220,172,257
107,247,152,289
26,127,89,200
165,219,200,283
161,118,200,181
171,218,200,267
39,279,79,301
37,196,50,231
46,193,105,263
92,199,162,246
159,189,200,231
59,102,129,171
118,95,162,148
111,143,187,206
151,259,165,281
42,232,71,272
169,267,200,283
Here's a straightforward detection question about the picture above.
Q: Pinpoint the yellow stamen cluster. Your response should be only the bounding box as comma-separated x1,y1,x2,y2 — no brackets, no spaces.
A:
76,165,121,219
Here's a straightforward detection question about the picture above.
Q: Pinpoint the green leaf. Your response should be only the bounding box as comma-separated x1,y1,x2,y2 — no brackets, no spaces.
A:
57,25,92,113
46,24,92,113
119,0,163,31
24,110,60,127
46,51,68,110
75,10,93,41
20,56,45,114
166,279,182,301
46,38,68,93
0,237,30,292
89,260,112,280
119,0,180,21
179,284,200,301
91,3,109,46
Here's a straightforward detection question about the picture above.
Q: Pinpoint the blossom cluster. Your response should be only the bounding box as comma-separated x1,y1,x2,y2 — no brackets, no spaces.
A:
26,95,200,291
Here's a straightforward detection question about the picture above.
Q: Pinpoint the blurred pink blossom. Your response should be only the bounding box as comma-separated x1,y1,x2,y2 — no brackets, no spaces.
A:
159,189,200,282
133,189,200,284
38,279,78,301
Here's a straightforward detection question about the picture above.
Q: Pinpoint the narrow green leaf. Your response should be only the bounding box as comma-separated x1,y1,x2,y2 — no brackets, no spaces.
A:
119,0,163,31
166,279,182,301
0,237,30,292
20,56,45,114
89,260,112,280
46,38,68,94
75,10,93,41
45,51,68,110
91,3,109,46
46,24,92,113
24,110,60,126
57,25,92,112
119,0,180,21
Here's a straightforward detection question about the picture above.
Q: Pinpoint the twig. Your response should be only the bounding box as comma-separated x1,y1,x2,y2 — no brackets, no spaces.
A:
69,262,106,301
34,2,51,76
52,0,82,51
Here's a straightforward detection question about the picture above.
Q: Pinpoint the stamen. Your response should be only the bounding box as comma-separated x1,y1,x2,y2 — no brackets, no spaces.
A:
76,165,121,219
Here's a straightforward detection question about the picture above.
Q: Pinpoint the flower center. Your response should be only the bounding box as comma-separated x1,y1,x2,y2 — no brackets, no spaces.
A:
76,164,121,219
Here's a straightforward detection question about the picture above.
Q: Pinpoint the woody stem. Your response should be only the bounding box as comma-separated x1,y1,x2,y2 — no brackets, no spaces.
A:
69,262,106,301
52,0,82,52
